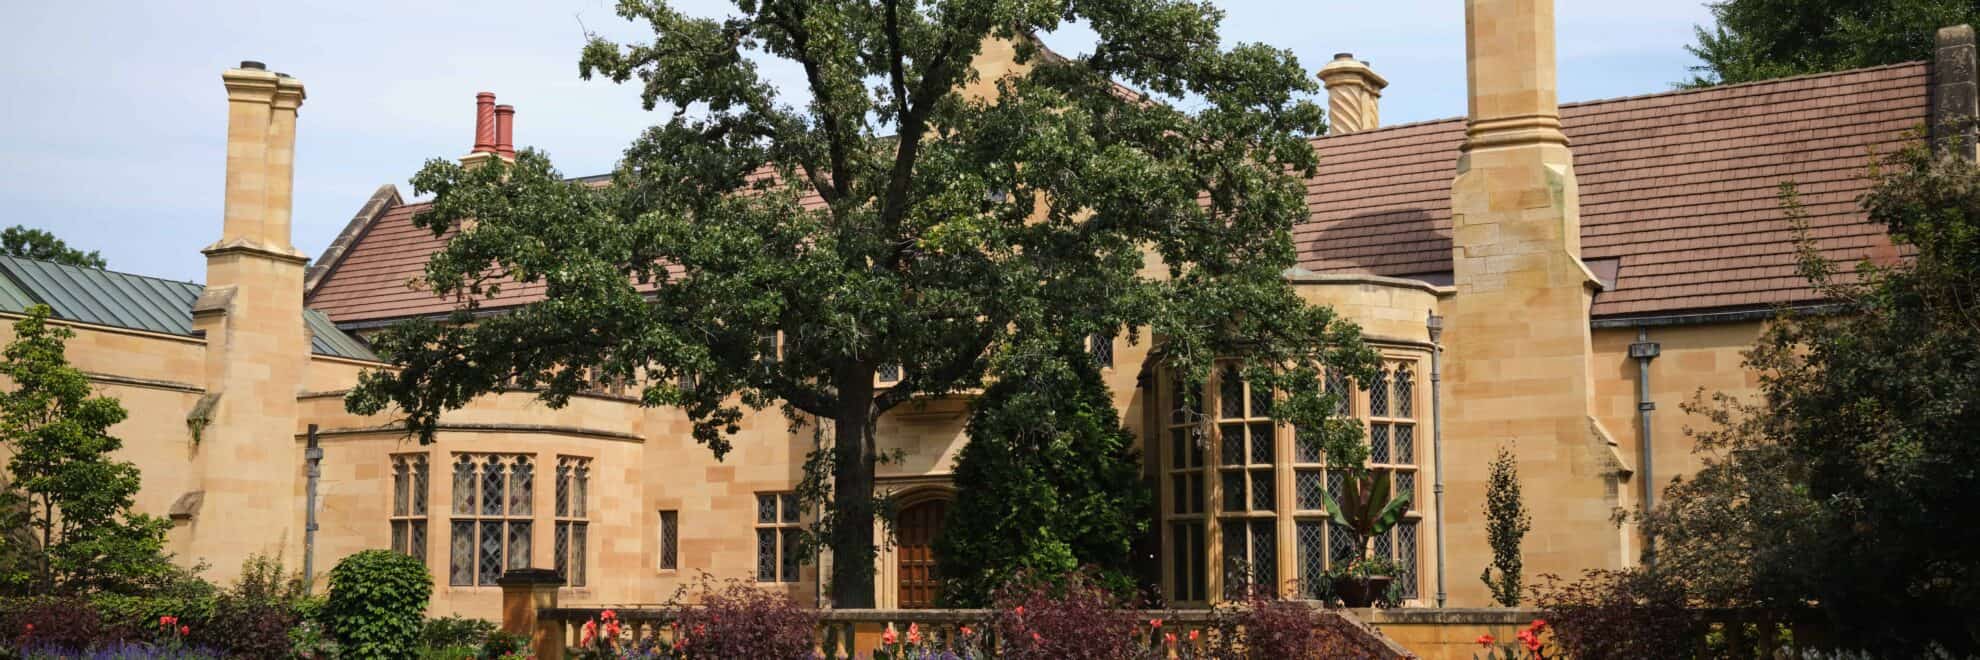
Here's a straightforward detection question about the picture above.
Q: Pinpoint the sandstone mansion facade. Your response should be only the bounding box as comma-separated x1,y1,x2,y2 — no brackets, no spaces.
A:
0,0,1966,621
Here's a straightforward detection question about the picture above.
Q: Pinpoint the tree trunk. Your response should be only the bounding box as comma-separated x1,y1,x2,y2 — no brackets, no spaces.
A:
829,377,879,608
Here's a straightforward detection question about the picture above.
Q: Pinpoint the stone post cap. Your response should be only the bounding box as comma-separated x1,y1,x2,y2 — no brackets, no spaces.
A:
1939,24,1975,47
496,568,567,587
1318,53,1388,91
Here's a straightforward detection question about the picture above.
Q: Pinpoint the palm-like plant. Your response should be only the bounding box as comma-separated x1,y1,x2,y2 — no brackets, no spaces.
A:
1321,467,1412,573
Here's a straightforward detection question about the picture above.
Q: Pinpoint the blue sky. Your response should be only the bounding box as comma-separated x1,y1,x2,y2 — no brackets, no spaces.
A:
0,1,1714,283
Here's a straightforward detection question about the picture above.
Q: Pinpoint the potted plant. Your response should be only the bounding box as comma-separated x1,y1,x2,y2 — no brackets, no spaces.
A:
1329,555,1401,608
1320,448,1412,607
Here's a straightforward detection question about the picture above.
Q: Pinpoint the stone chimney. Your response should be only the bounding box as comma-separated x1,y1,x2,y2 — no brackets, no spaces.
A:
1442,0,1624,606
1318,53,1387,134
189,60,312,581
1934,25,1978,161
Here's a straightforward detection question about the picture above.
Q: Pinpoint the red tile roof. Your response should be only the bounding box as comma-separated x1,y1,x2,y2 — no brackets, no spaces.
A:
1299,61,1925,318
308,62,1928,325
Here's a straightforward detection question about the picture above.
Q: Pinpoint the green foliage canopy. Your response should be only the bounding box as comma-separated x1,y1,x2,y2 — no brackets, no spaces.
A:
0,226,105,269
934,340,1149,606
1644,141,1980,651
1686,0,1980,87
347,0,1374,606
0,305,170,596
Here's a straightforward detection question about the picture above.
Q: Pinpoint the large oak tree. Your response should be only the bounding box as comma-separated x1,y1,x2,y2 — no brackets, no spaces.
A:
348,0,1372,606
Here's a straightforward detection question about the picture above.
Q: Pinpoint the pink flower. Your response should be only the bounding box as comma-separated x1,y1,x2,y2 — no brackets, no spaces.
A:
1149,618,1163,628
959,625,973,636
882,625,898,645
1529,618,1547,631
179,625,190,637
1476,633,1495,646
907,622,921,644
1014,606,1025,617
1165,632,1177,646
1031,631,1043,644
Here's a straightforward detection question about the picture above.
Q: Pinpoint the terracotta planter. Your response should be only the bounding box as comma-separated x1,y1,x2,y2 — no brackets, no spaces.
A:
1333,575,1393,608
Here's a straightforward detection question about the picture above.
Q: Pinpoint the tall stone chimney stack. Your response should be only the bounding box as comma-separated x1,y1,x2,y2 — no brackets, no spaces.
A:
189,61,311,581
1318,53,1387,134
1442,0,1624,605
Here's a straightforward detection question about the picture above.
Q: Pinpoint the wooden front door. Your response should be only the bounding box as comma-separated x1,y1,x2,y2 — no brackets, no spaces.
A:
895,499,948,608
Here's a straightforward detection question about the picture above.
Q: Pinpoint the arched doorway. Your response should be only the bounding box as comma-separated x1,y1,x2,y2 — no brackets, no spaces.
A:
895,498,948,608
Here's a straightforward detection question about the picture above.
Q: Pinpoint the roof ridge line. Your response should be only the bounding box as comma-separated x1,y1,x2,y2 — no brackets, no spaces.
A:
1310,60,1929,144
1560,60,1929,112
0,254,204,289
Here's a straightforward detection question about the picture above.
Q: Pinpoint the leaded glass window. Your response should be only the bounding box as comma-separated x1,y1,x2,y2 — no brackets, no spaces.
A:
556,456,591,587
1087,333,1114,370
391,454,428,565
1164,374,1209,603
448,454,532,586
1214,364,1281,598
658,510,679,571
754,492,802,582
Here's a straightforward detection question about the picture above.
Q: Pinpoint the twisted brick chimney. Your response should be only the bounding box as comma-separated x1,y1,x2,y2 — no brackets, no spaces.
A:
1319,53,1387,134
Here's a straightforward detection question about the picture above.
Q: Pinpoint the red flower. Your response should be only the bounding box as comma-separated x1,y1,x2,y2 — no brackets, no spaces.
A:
1529,618,1547,631
1165,632,1177,646
1014,606,1025,617
908,622,921,644
580,619,598,647
601,609,617,621
959,625,973,636
159,615,177,628
1476,633,1495,646
1031,631,1043,644
179,625,190,637
882,625,898,646
1518,628,1542,652
22,623,31,634
1149,618,1163,628
1188,629,1200,642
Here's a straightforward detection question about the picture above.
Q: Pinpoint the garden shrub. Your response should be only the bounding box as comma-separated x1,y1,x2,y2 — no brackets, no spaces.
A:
990,569,1145,660
325,549,432,659
0,596,106,649
288,619,341,659
198,554,311,659
663,577,816,659
1531,569,1701,658
478,630,530,659
422,615,497,650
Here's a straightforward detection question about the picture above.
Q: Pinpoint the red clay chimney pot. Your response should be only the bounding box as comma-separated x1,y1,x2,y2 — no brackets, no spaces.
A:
473,93,497,154
494,104,516,158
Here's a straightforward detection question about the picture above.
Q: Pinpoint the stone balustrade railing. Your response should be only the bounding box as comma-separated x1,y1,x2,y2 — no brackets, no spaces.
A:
497,569,1415,659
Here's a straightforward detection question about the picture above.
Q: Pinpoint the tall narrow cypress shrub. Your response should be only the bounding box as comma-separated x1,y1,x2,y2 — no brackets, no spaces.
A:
1480,445,1530,607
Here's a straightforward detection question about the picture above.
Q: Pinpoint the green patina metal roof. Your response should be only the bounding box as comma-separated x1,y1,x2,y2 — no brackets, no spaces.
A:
0,256,376,361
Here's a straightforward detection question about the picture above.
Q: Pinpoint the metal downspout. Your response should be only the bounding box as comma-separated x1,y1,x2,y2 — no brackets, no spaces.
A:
304,423,322,594
1629,328,1661,565
1426,311,1447,608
